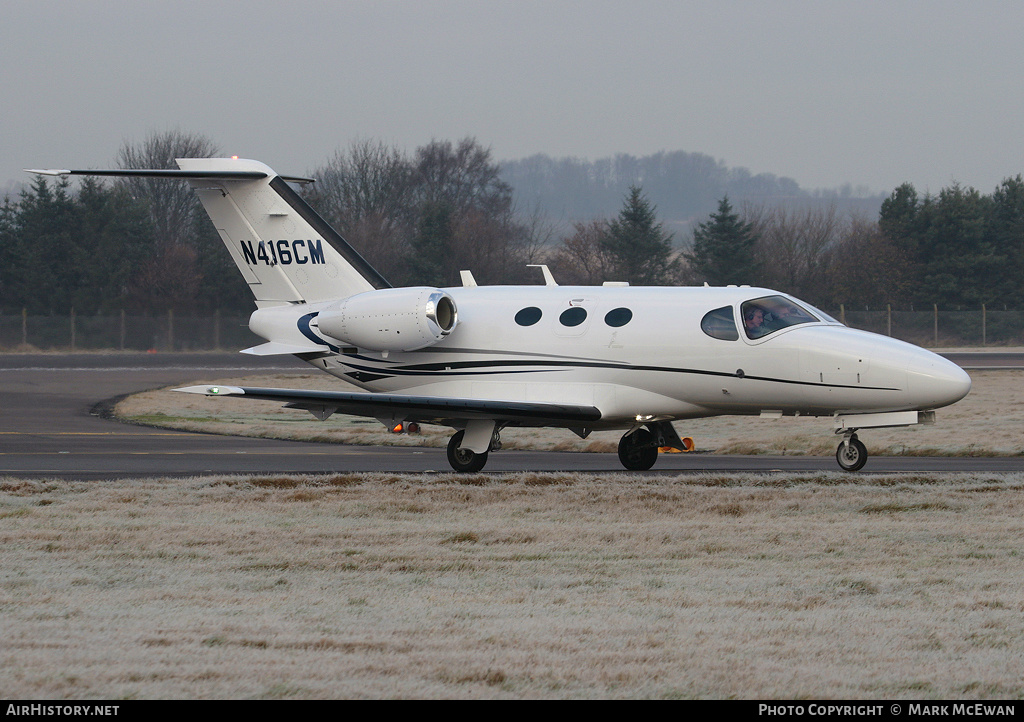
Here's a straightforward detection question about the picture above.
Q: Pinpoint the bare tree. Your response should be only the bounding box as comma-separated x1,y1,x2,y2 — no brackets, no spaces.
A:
116,129,220,249
413,137,513,217
408,138,530,286
515,203,560,270
828,216,911,308
748,203,842,301
546,220,614,285
307,137,540,286
304,139,415,282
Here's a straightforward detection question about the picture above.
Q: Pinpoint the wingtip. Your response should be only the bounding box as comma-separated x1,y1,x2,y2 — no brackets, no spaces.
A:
24,168,70,176
174,385,245,396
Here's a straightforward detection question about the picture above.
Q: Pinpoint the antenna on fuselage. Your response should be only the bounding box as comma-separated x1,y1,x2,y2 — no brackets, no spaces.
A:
527,264,558,286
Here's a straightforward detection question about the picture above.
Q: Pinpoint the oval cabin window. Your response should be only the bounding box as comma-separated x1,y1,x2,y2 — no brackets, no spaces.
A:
515,307,543,326
559,307,588,327
604,307,633,327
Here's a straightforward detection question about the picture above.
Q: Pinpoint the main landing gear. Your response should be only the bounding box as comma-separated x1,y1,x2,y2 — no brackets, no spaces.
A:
835,430,868,472
444,421,685,473
618,428,658,470
616,421,689,471
446,423,503,473
446,430,490,473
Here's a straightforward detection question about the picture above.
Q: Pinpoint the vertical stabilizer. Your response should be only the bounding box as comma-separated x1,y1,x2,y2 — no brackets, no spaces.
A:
177,158,389,307
26,158,391,307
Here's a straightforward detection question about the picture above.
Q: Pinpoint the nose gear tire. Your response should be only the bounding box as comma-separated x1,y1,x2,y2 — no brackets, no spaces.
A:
836,436,867,472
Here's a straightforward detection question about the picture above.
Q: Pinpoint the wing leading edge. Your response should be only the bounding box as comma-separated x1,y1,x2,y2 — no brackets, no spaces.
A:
175,385,603,427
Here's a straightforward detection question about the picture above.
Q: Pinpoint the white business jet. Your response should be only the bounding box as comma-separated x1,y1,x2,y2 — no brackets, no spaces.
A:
27,158,971,472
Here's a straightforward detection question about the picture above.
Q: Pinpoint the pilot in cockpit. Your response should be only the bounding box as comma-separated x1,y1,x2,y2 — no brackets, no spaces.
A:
743,306,767,338
742,296,817,339
764,303,794,330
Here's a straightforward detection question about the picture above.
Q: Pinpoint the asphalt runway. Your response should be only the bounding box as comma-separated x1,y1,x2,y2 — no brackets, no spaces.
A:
1,352,1022,480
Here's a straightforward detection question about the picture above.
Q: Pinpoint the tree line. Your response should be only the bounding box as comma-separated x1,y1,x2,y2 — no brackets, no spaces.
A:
500,150,807,227
546,176,1024,316
1,130,1021,318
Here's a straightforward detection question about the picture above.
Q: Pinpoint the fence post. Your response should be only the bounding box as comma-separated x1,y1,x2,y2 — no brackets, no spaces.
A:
840,303,846,326
120,309,126,351
933,304,938,346
21,308,27,346
214,308,221,350
167,309,174,351
982,304,986,346
70,307,76,351
887,304,891,337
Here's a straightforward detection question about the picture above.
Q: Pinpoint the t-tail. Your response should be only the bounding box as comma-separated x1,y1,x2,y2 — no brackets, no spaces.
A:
27,157,391,307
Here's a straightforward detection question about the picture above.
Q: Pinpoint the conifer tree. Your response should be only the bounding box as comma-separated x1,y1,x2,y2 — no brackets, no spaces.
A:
685,196,760,286
600,185,675,285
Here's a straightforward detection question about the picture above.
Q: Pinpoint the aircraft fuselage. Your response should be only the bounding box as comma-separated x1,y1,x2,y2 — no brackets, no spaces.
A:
256,284,970,430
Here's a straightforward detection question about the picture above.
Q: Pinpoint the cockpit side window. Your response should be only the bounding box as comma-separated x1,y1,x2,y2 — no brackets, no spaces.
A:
701,306,739,341
741,295,817,339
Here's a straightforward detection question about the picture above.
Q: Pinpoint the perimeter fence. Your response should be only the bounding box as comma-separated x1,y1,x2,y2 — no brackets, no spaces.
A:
0,304,1020,351
0,310,259,352
834,304,1023,347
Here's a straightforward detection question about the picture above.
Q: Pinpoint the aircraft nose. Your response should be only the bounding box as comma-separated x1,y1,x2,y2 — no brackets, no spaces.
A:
906,353,972,409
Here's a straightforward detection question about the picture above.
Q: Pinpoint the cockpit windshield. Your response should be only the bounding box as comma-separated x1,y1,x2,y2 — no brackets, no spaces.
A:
740,295,820,339
801,301,841,325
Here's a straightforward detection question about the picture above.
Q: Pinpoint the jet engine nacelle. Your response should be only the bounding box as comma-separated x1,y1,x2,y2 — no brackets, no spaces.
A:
317,287,458,352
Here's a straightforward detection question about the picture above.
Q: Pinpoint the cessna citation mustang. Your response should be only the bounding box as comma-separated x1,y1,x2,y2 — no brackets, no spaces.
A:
27,158,972,473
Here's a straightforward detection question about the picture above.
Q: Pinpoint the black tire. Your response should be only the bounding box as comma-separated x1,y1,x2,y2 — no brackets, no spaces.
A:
617,428,658,471
447,430,488,473
836,436,868,472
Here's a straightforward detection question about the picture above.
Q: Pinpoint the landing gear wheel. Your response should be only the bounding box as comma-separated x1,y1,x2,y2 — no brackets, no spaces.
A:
618,428,658,471
836,435,868,472
447,430,489,473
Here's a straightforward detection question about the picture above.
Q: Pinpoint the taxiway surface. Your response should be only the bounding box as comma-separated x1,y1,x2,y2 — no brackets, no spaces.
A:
1,352,1020,479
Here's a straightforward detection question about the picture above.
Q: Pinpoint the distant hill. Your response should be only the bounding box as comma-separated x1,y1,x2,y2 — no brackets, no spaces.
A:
500,150,884,237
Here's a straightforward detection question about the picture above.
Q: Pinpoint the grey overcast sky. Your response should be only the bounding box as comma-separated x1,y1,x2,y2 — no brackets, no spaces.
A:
4,0,1023,196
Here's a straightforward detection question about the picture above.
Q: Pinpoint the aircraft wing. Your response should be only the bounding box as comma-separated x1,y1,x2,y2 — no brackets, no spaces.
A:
175,385,603,427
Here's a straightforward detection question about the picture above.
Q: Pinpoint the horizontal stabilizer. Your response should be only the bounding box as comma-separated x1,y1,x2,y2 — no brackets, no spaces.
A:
24,168,315,183
174,385,603,426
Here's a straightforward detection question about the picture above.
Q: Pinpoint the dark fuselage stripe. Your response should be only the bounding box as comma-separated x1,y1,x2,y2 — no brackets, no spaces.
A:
334,356,900,392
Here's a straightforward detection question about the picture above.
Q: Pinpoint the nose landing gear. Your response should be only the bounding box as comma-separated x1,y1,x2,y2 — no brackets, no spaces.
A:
835,430,867,472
